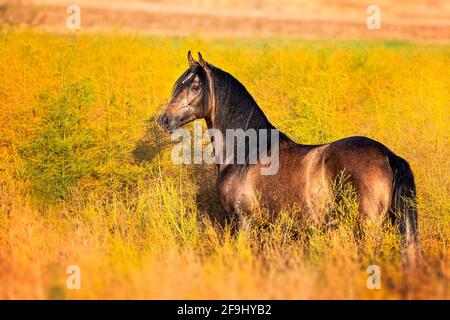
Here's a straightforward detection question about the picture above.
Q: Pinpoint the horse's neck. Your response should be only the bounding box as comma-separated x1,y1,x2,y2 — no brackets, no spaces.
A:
203,70,294,175
205,101,292,178
207,104,273,132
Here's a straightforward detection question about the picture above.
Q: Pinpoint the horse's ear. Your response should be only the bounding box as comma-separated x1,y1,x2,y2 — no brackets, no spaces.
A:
198,52,209,70
187,50,196,67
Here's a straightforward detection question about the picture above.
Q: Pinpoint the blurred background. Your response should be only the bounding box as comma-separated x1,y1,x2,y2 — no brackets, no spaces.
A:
1,0,449,42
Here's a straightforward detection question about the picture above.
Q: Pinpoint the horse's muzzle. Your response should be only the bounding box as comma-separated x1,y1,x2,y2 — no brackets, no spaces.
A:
157,112,176,133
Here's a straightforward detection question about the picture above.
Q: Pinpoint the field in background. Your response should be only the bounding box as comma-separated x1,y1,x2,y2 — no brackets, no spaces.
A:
0,31,449,299
2,0,450,42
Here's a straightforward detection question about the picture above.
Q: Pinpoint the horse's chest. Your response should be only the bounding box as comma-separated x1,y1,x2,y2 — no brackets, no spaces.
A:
217,171,256,214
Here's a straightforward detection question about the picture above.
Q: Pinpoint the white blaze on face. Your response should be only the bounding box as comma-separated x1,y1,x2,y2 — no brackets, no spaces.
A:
181,72,194,84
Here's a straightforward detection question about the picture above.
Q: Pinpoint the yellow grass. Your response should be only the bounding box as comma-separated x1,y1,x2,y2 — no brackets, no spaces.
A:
0,30,449,299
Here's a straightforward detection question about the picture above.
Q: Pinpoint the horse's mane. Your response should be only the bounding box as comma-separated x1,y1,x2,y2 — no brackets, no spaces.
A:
209,65,275,132
207,65,292,167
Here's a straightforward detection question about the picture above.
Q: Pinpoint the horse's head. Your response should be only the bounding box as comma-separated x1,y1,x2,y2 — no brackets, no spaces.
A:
158,51,212,133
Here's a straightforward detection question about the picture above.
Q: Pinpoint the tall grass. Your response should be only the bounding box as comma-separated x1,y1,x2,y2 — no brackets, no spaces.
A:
0,30,449,299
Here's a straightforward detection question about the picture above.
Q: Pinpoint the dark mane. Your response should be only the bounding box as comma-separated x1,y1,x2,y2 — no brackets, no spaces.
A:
210,66,274,132
206,65,291,167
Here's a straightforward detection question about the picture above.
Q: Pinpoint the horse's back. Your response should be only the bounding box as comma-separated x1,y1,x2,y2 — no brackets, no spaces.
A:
323,136,394,177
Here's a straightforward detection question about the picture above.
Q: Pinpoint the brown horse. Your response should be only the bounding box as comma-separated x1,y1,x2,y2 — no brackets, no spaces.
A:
157,52,419,249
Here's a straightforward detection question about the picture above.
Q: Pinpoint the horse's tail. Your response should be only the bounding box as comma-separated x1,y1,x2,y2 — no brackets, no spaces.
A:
388,153,419,250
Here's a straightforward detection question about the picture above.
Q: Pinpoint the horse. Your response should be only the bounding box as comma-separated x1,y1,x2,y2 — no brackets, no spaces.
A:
157,51,419,251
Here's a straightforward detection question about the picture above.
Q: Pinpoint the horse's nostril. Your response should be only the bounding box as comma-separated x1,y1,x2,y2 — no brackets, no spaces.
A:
162,116,169,125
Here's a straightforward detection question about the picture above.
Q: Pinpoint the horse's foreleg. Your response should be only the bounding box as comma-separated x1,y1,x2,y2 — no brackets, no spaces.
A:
234,199,253,235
